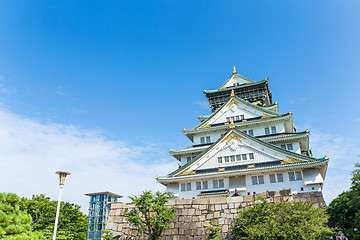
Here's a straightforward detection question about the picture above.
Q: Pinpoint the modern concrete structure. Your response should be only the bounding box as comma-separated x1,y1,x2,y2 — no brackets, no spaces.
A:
158,67,328,199
85,192,122,240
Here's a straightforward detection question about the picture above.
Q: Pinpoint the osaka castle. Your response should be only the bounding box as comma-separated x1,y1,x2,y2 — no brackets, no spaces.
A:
157,67,328,199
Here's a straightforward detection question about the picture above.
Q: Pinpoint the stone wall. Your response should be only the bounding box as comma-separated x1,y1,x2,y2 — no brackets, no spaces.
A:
106,190,325,239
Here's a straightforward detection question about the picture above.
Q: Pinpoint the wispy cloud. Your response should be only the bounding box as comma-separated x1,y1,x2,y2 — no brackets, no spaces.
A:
309,129,358,204
0,75,15,95
193,100,209,110
0,108,177,212
69,106,88,115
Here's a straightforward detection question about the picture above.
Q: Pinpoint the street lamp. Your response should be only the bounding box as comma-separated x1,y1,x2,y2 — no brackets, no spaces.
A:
53,171,71,240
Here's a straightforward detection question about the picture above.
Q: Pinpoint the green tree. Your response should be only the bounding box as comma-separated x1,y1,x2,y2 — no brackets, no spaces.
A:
20,194,87,240
0,193,45,240
205,219,221,240
328,163,360,239
125,191,177,240
231,198,333,240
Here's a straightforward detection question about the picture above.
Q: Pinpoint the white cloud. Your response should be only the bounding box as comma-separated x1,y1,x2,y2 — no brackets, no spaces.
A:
193,100,209,110
0,108,177,213
309,129,358,204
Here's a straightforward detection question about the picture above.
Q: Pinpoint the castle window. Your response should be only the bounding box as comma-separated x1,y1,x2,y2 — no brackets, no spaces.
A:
203,181,208,189
224,156,229,162
235,116,240,121
271,126,277,134
236,155,242,161
287,144,293,150
269,174,276,183
249,153,254,160
186,183,191,191
230,155,235,162
289,171,302,181
196,182,201,190
265,127,270,135
187,157,192,163
226,117,230,122
206,136,211,143
243,130,247,134
218,157,222,163
181,183,186,191
270,173,283,183
252,175,264,185
242,154,247,161
281,144,286,149
200,137,205,144
248,130,254,136
213,179,224,188
240,115,245,120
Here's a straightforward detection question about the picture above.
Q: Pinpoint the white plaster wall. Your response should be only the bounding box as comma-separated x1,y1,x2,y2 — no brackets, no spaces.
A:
274,141,301,154
192,122,286,145
165,170,322,199
197,143,280,170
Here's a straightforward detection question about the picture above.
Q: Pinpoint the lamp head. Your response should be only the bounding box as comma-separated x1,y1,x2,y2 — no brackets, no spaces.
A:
55,171,71,186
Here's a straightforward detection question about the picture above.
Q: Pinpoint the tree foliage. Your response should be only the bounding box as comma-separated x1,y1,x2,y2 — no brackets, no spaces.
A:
0,193,45,240
20,194,87,240
231,199,332,240
328,163,360,239
125,191,177,240
205,219,221,240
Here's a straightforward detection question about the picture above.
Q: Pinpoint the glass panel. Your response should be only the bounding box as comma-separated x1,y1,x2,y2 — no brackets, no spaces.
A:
287,144,293,150
196,182,201,190
187,157,191,163
231,116,235,121
218,157,222,163
252,176,258,185
277,173,284,182
206,136,211,143
213,180,219,188
236,155,242,161
226,117,230,122
248,130,254,136
258,175,264,184
269,174,276,183
249,153,254,159
186,183,191,191
200,137,205,144
271,126,276,134
281,145,286,149
288,172,296,181
224,156,229,162
240,115,245,120
181,183,185,191
219,179,224,188
235,116,240,121
242,154,247,160
265,127,270,135
230,156,235,162
202,181,208,189
296,171,302,180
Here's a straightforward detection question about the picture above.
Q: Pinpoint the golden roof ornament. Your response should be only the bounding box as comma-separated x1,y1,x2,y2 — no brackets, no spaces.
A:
229,119,235,129
230,89,235,97
233,66,237,74
265,77,268,81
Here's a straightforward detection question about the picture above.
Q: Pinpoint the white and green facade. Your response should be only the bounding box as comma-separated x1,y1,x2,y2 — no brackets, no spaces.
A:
157,67,328,199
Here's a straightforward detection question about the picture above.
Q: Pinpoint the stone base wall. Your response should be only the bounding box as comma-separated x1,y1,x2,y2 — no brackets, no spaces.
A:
106,190,325,240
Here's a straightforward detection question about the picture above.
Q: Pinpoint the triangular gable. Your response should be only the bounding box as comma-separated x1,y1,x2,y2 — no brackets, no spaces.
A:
218,73,255,90
171,129,323,177
196,96,282,130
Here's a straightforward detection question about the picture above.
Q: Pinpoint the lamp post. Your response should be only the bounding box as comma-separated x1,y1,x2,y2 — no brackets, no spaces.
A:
53,171,71,240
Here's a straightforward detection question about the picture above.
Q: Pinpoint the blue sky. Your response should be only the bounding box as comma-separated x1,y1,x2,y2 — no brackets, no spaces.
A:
0,1,359,211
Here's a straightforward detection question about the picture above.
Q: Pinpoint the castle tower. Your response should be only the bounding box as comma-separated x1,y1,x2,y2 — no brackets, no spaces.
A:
157,68,328,199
